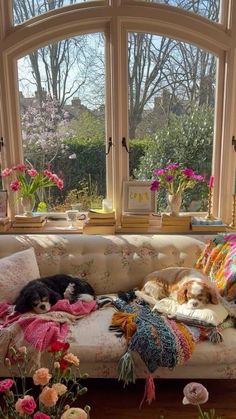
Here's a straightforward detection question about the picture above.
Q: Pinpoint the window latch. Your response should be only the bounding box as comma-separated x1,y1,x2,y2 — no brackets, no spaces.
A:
0,137,4,152
122,137,131,154
232,136,236,152
106,137,113,156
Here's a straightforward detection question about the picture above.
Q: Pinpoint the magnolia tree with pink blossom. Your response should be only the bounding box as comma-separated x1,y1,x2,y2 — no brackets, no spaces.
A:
21,96,72,168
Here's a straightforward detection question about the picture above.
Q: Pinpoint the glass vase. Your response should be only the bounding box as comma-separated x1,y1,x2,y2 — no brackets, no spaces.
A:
167,192,182,216
20,195,35,217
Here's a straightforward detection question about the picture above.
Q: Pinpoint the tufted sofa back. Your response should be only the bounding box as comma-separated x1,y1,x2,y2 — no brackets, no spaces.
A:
0,234,209,294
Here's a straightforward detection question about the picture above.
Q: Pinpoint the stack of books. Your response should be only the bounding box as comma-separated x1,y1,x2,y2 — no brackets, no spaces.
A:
191,216,227,232
0,217,11,232
120,213,161,232
12,214,46,231
161,213,191,232
83,209,116,234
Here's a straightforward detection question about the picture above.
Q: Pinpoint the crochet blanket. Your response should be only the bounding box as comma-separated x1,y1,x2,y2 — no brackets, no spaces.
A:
195,234,236,300
110,299,226,377
0,299,96,374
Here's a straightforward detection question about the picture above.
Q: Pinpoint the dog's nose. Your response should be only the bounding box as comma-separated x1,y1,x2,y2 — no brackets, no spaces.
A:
40,304,46,310
192,301,199,307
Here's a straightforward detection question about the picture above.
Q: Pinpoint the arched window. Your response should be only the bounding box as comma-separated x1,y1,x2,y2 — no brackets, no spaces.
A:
0,0,235,224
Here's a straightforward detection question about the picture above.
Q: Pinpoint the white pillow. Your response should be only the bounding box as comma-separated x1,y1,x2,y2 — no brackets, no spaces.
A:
153,298,228,326
0,248,40,304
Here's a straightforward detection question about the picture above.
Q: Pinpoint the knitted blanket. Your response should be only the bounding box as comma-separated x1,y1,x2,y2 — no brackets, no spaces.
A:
195,234,236,300
110,299,225,377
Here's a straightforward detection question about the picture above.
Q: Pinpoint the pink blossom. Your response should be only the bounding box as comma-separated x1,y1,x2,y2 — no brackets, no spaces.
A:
181,167,195,177
0,379,14,392
12,164,27,171
150,180,160,191
10,180,20,191
33,413,50,419
50,174,59,184
27,169,38,177
1,168,12,177
183,382,209,405
164,175,173,182
193,174,204,181
153,168,164,176
15,395,36,415
43,169,53,178
165,163,178,170
56,179,64,189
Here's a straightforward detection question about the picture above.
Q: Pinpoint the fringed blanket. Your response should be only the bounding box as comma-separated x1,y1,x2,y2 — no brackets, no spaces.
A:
0,299,96,374
195,234,236,300
110,298,230,400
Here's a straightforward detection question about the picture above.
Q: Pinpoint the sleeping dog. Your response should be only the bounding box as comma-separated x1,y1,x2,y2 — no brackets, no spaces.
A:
14,274,95,314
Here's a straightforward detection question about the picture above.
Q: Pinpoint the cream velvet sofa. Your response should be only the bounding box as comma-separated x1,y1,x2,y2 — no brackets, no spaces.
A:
1,233,236,379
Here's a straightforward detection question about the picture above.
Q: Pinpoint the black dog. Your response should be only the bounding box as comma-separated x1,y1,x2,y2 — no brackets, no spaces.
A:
14,274,95,314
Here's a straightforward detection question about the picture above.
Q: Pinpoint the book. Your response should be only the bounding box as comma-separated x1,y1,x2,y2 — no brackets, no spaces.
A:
12,220,46,228
14,214,46,223
191,216,224,226
88,209,115,219
84,219,115,226
121,222,149,228
161,225,190,232
83,225,115,234
191,224,227,232
121,214,150,224
0,217,10,225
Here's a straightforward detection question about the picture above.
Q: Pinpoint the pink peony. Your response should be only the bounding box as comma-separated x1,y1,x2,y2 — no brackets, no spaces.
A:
0,379,14,392
15,395,36,415
33,413,50,419
12,164,27,171
183,382,209,405
10,180,20,191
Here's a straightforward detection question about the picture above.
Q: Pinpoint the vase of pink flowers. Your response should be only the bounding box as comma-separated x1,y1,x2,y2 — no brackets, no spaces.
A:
150,163,205,216
1,164,63,216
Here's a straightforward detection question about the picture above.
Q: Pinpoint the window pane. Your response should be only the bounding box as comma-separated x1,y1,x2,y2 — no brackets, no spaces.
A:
135,0,220,22
13,0,102,25
17,33,105,212
128,32,216,213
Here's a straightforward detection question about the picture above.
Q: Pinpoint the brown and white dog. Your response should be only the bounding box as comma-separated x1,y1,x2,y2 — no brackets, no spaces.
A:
135,267,219,310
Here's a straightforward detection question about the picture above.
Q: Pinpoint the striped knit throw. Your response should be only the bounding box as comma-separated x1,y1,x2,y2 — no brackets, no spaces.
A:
195,234,236,300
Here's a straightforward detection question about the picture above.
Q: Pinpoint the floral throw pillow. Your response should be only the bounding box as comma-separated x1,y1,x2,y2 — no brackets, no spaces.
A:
195,234,236,301
0,248,40,304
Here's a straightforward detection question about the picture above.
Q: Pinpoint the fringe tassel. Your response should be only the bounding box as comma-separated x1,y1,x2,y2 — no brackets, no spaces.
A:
139,374,156,409
207,327,223,344
112,311,137,340
117,351,135,387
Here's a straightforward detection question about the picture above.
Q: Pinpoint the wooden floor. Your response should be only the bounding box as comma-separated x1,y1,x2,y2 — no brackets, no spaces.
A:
80,378,236,418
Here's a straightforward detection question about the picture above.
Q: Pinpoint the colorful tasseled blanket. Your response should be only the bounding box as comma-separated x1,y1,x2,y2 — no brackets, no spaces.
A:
195,234,236,300
110,299,221,376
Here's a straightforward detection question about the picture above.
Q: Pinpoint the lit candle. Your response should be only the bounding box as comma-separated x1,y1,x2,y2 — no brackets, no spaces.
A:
208,175,214,188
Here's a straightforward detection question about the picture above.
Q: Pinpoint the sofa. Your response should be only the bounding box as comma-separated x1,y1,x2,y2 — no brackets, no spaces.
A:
0,233,236,380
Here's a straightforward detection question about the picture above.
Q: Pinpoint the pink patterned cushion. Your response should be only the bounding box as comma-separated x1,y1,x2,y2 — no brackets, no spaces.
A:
0,248,40,304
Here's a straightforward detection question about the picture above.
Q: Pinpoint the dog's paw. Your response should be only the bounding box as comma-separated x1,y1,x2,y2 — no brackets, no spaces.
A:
134,290,143,299
78,293,94,302
64,283,75,299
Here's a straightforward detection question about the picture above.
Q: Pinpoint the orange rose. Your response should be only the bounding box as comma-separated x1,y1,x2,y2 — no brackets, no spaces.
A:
33,368,52,386
63,353,80,366
39,386,58,407
52,383,67,396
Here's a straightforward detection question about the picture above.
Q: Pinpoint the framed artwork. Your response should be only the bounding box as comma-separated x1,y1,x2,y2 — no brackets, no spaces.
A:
122,180,157,214
0,190,7,217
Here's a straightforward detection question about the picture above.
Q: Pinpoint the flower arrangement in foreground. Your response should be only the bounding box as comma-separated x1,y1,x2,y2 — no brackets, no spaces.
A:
150,162,205,195
0,342,90,419
1,164,63,198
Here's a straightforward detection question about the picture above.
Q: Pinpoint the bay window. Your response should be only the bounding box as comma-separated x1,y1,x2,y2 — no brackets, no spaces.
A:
0,0,235,224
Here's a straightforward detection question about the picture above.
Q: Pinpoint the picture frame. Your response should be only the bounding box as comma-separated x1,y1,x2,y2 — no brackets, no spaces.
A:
0,190,8,217
122,180,157,214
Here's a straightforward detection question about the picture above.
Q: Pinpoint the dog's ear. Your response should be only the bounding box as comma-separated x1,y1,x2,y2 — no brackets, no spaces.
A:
14,294,29,313
176,283,188,304
207,286,219,305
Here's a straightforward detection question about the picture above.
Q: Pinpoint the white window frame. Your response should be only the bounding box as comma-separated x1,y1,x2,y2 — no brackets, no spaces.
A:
0,0,235,223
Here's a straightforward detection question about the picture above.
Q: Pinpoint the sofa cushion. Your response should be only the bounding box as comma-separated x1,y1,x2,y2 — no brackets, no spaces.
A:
0,248,40,304
153,298,229,326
